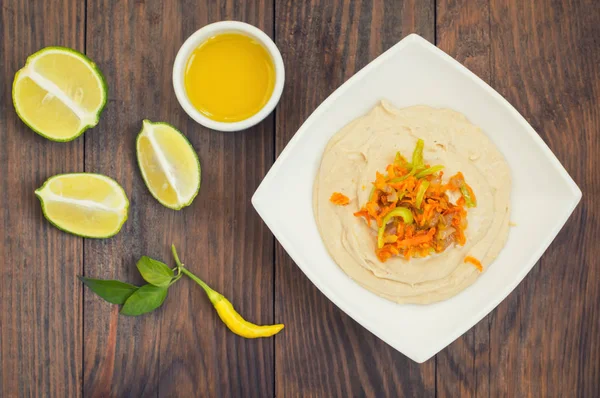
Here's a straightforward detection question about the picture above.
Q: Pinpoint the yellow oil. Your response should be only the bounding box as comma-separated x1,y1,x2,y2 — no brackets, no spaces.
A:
184,33,276,122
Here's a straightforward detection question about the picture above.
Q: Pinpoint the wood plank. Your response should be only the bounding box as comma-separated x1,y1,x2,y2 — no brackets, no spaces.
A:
83,1,274,396
437,0,600,395
0,1,84,397
274,1,435,396
485,0,600,396
435,1,491,397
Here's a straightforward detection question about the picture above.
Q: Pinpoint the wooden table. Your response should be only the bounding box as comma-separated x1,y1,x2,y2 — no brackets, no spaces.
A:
1,0,598,396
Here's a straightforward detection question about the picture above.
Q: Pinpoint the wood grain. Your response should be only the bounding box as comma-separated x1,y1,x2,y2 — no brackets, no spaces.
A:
0,1,84,397
436,1,491,397
274,1,436,397
1,0,599,396
487,0,600,396
436,0,600,396
83,0,274,397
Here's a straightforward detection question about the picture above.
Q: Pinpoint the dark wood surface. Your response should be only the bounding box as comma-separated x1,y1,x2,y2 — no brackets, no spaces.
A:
0,0,598,397
0,1,84,397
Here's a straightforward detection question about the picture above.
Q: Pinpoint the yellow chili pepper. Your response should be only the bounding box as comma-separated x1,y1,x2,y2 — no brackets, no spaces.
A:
172,245,284,338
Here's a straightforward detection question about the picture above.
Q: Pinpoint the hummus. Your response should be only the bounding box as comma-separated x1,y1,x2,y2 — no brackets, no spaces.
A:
313,101,511,304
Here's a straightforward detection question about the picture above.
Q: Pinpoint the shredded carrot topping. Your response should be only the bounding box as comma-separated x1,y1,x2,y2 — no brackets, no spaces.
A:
464,256,483,272
330,192,350,206
350,139,477,262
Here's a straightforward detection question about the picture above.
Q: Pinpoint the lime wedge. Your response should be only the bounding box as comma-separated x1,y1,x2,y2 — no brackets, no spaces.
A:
12,46,107,141
35,173,129,238
136,120,201,210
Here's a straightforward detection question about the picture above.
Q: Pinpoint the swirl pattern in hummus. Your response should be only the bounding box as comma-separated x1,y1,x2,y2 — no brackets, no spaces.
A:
313,101,511,304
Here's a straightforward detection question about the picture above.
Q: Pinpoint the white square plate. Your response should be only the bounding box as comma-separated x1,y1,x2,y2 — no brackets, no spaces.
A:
252,34,581,363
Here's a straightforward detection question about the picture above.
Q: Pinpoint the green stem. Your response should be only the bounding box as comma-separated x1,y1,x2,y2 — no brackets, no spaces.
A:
171,244,184,270
169,247,184,287
180,267,220,302
172,244,220,302
168,273,182,287
179,267,208,290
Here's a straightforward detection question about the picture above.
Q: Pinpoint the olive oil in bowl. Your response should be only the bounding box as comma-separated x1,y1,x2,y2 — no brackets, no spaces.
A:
184,33,276,123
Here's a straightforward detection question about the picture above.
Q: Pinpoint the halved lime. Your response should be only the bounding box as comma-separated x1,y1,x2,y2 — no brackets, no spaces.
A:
12,46,107,141
136,120,201,210
35,173,129,238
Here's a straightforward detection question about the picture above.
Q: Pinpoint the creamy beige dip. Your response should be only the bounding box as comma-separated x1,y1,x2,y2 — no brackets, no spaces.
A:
313,101,511,304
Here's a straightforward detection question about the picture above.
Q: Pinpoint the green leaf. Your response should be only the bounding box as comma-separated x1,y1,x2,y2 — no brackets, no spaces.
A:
136,256,174,287
78,276,138,305
120,284,168,316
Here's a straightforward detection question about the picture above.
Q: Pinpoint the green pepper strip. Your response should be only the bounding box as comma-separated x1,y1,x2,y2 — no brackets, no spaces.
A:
377,207,413,249
459,184,477,208
411,139,425,169
415,165,444,179
394,152,410,167
388,140,425,184
415,180,430,209
388,167,417,184
396,191,405,202
368,185,377,202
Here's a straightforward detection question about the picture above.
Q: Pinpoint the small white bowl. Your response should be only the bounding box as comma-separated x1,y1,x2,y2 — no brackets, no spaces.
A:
173,21,285,132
